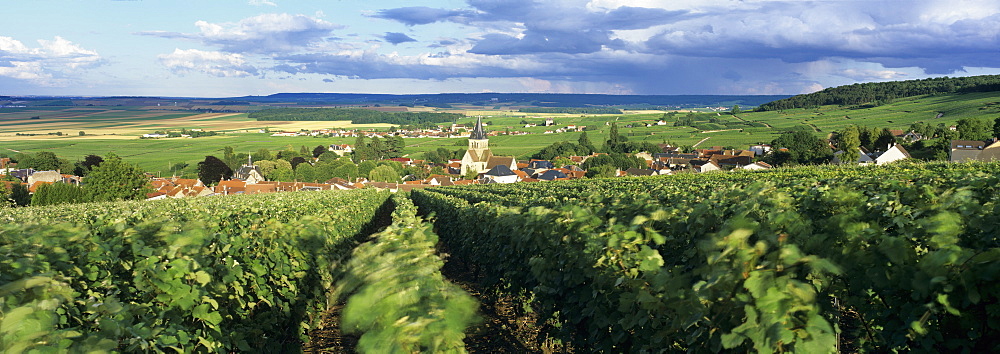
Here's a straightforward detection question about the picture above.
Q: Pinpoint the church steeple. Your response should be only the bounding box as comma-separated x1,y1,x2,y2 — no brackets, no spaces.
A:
470,116,487,140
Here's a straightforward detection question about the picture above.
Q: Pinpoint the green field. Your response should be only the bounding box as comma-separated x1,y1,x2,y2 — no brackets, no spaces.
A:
3,91,999,173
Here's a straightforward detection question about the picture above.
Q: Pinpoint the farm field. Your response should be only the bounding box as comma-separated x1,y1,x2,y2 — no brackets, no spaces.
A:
2,91,999,173
0,106,393,138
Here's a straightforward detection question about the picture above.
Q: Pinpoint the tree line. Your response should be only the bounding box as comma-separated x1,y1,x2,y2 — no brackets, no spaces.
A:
757,75,1000,111
248,108,462,125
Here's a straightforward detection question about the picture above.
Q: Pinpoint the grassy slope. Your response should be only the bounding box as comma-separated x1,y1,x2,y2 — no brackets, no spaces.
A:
2,92,998,174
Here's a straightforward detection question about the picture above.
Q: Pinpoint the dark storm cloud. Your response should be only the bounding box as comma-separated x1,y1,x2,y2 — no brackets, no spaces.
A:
371,7,477,26
154,1,1000,95
383,32,417,45
469,32,620,55
642,2,1000,74
376,2,685,55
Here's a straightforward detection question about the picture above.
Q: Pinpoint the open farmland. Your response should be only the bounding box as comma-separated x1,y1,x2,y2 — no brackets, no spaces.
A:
0,107,393,139
3,91,999,174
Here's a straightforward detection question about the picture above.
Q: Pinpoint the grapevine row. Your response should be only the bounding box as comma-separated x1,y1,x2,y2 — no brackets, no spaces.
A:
333,193,478,353
411,161,1000,352
0,189,391,352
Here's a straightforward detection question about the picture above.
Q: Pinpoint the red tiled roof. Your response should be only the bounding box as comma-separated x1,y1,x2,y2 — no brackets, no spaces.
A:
28,181,53,193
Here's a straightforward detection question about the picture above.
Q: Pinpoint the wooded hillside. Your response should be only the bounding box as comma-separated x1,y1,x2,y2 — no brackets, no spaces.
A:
757,75,1000,111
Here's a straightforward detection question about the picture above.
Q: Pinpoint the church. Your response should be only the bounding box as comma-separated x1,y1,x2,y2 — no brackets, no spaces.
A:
233,154,265,184
460,116,517,176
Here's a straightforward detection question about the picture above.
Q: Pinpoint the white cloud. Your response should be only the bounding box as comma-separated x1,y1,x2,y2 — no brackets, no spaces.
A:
839,68,909,81
0,61,48,81
158,48,257,77
249,0,277,6
0,36,102,86
141,13,342,54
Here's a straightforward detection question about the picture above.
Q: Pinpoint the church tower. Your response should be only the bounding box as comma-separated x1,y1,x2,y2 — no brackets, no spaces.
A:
461,116,493,175
468,116,489,150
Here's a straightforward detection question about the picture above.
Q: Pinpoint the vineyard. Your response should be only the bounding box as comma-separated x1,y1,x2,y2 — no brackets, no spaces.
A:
411,161,1000,352
2,161,1000,352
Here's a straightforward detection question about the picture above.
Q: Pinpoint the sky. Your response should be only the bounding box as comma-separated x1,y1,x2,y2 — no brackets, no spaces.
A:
1,0,998,97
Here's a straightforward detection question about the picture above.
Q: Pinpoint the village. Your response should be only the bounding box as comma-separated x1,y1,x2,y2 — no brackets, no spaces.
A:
5,114,1000,204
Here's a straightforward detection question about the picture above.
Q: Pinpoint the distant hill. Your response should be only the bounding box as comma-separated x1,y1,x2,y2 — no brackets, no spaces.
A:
3,93,790,110
757,75,1000,111
229,93,788,109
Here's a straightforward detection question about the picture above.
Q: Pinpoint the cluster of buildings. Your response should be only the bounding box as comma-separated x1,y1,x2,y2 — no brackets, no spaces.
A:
0,166,83,193
9,119,1000,203
267,120,529,140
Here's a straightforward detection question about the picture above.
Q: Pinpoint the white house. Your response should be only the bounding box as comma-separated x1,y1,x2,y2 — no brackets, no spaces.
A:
834,144,910,165
748,144,772,156
329,144,354,156
483,165,519,183
740,162,773,171
870,144,911,165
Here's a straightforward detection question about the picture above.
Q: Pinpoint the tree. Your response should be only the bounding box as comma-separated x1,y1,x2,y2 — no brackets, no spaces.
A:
0,183,8,207
552,157,576,168
86,153,150,202
20,151,64,171
72,154,105,176
276,148,304,161
312,145,328,158
197,155,233,186
32,182,88,206
578,131,595,152
81,154,104,171
425,147,462,164
78,131,86,136
581,153,644,172
368,165,400,183
332,164,359,181
9,183,30,206
357,161,378,178
377,160,404,174
252,148,272,162
956,117,992,141
837,125,861,164
586,164,617,178
934,123,959,140
761,150,792,167
731,105,741,114
873,128,896,151
403,166,429,181
429,166,447,176
318,151,342,162
608,122,622,147
994,117,1000,139
384,136,405,158
289,156,308,170
532,141,590,160
222,146,241,170
296,163,317,182
770,131,833,165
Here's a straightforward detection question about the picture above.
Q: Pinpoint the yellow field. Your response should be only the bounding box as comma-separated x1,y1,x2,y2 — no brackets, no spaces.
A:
0,110,394,141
